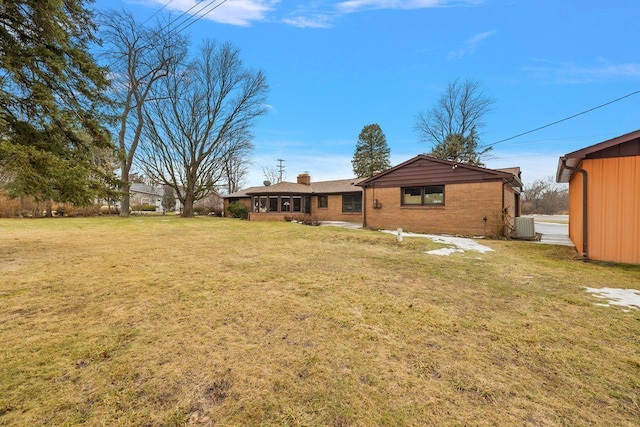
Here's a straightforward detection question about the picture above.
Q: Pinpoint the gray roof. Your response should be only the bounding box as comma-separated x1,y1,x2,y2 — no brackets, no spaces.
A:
222,177,365,198
130,183,163,197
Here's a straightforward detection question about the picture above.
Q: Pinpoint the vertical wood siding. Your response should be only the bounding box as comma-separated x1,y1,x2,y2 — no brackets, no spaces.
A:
581,156,640,264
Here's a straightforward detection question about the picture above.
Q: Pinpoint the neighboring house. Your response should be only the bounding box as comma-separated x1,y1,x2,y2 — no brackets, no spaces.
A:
356,155,522,237
224,155,523,237
556,129,640,264
223,173,365,222
129,183,184,213
129,183,164,210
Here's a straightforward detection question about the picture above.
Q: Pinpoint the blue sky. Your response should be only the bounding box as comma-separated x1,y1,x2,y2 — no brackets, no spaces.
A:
93,0,640,187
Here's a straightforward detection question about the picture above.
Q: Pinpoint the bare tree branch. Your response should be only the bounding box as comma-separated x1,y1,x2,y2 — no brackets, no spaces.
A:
415,79,494,165
99,9,188,216
138,40,267,217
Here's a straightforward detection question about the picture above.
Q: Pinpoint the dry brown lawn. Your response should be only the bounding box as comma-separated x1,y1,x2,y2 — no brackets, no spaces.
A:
0,216,639,426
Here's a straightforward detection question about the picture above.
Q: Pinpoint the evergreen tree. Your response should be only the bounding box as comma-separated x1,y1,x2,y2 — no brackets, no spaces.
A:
0,0,114,204
429,128,486,166
351,124,391,178
162,185,176,213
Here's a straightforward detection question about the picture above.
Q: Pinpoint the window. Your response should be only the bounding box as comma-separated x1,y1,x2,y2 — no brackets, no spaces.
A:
269,197,278,212
402,186,444,206
281,196,291,212
292,196,301,212
252,196,267,212
318,195,328,208
342,194,362,213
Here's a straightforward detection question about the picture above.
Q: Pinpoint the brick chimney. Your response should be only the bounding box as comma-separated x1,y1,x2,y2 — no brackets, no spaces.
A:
297,173,311,185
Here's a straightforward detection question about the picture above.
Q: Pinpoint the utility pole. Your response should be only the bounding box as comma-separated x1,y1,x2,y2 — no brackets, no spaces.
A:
277,158,285,183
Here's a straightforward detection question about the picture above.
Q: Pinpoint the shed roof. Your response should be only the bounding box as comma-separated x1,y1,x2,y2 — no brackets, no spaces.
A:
356,155,522,190
556,128,640,182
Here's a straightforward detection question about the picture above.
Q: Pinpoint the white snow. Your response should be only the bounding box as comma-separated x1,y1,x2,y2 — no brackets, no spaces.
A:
584,287,640,310
381,230,494,256
427,248,464,256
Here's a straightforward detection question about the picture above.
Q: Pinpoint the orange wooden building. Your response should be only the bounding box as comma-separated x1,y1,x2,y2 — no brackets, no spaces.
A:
556,129,640,264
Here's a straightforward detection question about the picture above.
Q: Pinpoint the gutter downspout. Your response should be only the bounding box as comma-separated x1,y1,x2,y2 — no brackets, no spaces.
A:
362,184,367,228
561,159,588,258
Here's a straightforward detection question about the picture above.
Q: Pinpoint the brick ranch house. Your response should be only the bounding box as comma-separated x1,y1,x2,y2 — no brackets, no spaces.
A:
223,173,365,223
358,155,522,237
224,155,523,237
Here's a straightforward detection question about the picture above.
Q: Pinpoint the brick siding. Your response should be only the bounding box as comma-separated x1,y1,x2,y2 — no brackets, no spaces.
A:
364,181,508,236
310,195,363,222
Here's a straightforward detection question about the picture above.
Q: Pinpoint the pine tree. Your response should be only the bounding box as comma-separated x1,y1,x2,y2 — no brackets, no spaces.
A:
0,0,113,204
429,127,487,166
351,124,391,178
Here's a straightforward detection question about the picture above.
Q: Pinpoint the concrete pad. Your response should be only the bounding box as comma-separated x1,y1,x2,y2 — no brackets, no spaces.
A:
534,221,574,246
319,221,362,229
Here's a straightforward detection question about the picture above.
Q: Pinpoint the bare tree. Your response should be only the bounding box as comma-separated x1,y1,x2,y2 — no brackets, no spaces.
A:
99,10,188,217
223,152,251,194
522,176,568,215
416,79,494,165
262,166,282,184
139,40,267,217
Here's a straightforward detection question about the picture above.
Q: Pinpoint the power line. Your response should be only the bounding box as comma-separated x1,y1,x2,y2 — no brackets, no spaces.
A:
159,0,228,36
485,89,640,148
140,0,175,26
101,0,228,82
170,0,230,34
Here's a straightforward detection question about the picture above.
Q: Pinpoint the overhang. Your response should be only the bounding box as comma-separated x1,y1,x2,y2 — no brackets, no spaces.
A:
556,128,640,183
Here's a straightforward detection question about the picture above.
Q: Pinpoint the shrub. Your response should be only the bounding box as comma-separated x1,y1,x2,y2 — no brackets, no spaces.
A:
226,202,247,219
56,204,101,217
132,204,157,212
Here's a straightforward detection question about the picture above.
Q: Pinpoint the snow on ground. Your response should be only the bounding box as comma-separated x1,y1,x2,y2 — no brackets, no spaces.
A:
584,287,640,310
380,230,494,256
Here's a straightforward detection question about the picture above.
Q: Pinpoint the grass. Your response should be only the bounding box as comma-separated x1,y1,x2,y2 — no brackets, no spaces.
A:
1,216,639,426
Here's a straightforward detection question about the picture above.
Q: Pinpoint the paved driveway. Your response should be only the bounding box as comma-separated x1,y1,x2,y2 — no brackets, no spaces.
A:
319,218,575,247
525,215,574,247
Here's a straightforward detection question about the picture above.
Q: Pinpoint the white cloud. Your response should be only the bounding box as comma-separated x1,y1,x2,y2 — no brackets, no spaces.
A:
337,0,443,13
142,0,279,27
281,14,333,29
282,0,483,28
523,59,640,84
447,30,496,59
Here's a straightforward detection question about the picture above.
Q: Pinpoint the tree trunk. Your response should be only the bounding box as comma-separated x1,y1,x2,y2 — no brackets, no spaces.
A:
119,161,131,217
120,182,131,217
182,191,194,217
45,200,53,217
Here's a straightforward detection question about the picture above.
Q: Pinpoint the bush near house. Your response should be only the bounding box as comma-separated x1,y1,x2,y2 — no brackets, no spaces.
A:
226,201,248,218
131,204,157,212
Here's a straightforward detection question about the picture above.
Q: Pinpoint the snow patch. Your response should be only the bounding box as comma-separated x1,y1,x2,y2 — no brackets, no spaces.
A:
585,287,640,309
427,248,464,256
381,230,494,256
